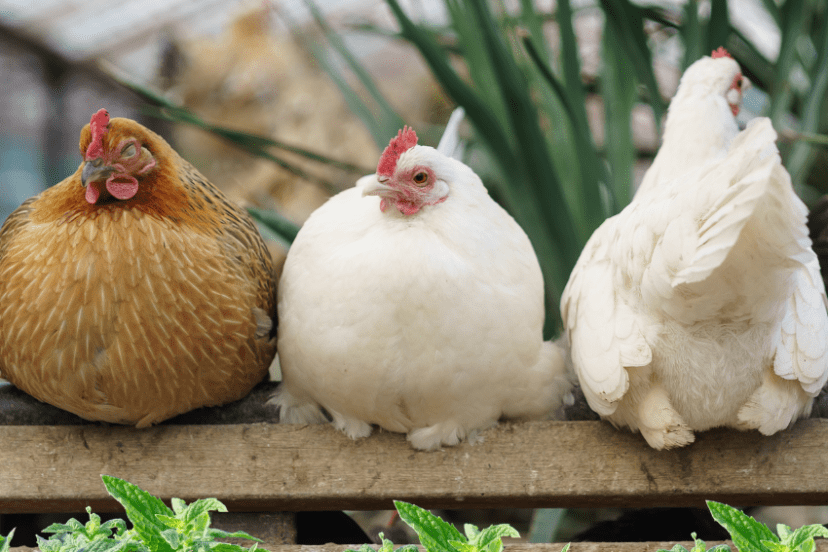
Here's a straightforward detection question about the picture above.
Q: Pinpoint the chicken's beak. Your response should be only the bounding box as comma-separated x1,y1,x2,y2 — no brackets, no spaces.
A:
361,177,394,198
81,159,114,187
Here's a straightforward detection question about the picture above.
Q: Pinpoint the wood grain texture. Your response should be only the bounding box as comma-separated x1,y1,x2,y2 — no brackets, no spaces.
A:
1,419,827,513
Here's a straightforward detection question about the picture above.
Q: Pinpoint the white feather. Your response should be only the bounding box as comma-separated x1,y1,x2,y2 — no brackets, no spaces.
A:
561,54,828,449
436,107,467,160
274,142,571,450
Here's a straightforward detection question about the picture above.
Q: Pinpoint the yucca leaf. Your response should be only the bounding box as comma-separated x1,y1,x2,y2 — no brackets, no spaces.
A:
757,0,781,26
726,28,774,90
465,0,582,325
384,0,516,167
444,0,510,132
555,0,589,134
303,0,405,145
598,0,665,125
681,0,703,70
602,20,638,205
385,0,579,333
785,9,828,190
522,34,617,217
518,0,549,66
705,0,731,55
248,206,301,247
769,0,807,127
521,35,587,224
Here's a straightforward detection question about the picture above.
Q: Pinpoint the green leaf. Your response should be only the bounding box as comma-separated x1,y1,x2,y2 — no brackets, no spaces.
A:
529,0,617,221
171,498,187,515
101,518,129,536
785,523,828,551
597,0,665,125
761,541,791,552
656,546,689,552
394,500,466,552
181,497,229,523
799,541,815,552
210,544,260,552
282,2,401,150
705,0,730,55
473,524,520,550
707,500,778,552
449,541,478,552
601,17,637,206
160,528,180,549
681,0,703,70
784,5,828,191
0,528,14,552
559,545,571,552
112,75,372,177
464,524,481,542
102,475,175,552
81,540,137,552
247,206,301,247
156,515,184,530
42,519,84,534
778,525,794,541
769,0,808,127
302,0,405,148
208,528,262,542
344,545,379,552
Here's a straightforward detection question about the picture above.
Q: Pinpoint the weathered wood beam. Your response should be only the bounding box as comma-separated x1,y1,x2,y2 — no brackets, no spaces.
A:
1,419,827,513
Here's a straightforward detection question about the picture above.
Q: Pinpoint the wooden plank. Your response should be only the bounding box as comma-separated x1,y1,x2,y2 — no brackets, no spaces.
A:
2,419,828,513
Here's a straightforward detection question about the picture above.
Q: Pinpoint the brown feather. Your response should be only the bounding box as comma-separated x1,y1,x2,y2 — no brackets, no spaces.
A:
0,116,276,426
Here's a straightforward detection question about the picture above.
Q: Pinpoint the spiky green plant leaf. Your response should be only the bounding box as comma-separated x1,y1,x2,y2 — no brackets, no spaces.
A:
707,501,778,552
394,500,466,552
0,529,13,552
102,475,175,552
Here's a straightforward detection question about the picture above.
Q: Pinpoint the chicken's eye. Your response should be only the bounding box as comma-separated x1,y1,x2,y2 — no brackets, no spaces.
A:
121,142,137,158
413,172,429,186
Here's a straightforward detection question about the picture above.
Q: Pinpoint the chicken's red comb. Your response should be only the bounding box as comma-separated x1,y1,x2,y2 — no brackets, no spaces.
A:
85,108,110,160
711,47,732,59
377,126,418,177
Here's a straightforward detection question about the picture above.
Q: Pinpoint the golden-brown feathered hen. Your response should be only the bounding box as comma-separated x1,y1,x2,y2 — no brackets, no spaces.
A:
0,109,276,427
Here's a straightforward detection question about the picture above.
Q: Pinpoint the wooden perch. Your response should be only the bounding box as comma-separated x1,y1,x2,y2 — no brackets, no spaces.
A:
1,418,827,514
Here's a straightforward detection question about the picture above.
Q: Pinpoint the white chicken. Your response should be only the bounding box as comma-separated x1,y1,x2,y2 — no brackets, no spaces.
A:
561,48,828,449
273,121,571,450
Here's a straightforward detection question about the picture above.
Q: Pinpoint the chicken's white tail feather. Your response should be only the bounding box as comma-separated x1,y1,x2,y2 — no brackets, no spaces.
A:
672,118,796,286
501,339,575,420
436,107,466,160
775,259,828,394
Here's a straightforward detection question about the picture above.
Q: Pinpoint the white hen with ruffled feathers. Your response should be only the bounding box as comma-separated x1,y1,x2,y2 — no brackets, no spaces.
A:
561,49,828,449
274,123,571,450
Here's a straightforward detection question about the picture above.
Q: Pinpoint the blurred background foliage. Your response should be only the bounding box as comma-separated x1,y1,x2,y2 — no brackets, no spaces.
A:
1,0,826,336
296,0,828,336
150,0,828,336
117,0,828,336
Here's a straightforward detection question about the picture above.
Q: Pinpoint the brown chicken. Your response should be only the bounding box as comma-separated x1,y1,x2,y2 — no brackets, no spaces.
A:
0,109,276,426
